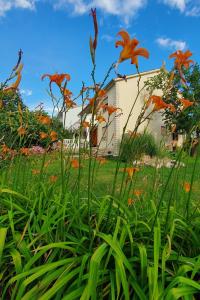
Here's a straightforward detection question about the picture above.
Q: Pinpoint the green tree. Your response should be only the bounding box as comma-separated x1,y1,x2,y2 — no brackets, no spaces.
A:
145,64,200,135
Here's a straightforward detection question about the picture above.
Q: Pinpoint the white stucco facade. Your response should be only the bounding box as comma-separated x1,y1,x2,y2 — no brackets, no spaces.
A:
97,69,168,155
59,106,82,130
60,69,182,155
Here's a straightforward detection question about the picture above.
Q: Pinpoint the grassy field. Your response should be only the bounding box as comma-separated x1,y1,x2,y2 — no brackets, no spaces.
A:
2,150,200,202
0,150,200,299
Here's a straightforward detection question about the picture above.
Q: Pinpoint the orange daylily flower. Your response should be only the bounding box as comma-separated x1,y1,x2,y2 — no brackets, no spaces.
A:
82,121,90,128
32,169,40,175
17,126,26,136
168,104,176,112
133,189,143,197
20,147,30,156
40,132,48,139
50,131,58,142
37,115,51,125
147,95,169,112
62,88,72,97
71,159,80,169
62,88,75,108
65,98,76,108
88,97,95,106
169,50,194,70
4,64,23,92
96,157,107,165
97,89,106,98
180,98,194,109
128,198,135,206
96,115,106,123
42,73,70,87
1,144,10,154
115,30,149,65
183,182,191,193
49,175,58,183
101,104,121,116
124,167,139,178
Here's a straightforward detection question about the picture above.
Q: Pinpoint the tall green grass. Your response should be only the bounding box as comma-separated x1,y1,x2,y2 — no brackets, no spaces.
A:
0,148,200,299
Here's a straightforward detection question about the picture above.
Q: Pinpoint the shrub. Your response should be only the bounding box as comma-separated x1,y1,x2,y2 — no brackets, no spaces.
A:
120,132,159,162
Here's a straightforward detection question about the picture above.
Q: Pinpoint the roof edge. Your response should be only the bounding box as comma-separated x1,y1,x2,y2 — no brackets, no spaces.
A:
104,68,160,92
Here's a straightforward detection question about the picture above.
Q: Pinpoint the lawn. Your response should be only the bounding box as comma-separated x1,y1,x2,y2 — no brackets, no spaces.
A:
2,150,200,203
0,150,200,299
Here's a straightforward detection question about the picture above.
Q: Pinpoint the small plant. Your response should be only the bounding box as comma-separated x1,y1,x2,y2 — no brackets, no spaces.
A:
120,132,159,162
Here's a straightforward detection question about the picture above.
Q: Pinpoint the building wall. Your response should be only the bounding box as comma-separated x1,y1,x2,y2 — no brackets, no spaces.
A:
98,69,167,155
116,70,161,136
97,85,117,153
62,106,82,129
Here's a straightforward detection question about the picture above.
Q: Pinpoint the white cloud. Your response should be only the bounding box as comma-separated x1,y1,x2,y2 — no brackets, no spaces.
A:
101,34,115,42
20,89,33,96
185,2,200,16
54,0,147,24
0,0,35,16
156,37,187,50
161,0,187,12
161,0,200,16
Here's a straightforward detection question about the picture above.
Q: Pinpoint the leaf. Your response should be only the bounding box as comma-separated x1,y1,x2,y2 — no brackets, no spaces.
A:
162,276,200,299
81,243,108,300
114,254,130,300
0,228,7,266
137,243,148,288
37,266,81,300
97,232,146,300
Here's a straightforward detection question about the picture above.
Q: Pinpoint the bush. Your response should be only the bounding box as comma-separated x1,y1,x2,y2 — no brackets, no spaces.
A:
120,132,159,162
0,90,72,149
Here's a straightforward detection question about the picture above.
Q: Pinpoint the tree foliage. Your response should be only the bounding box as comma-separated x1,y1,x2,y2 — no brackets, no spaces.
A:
145,64,200,136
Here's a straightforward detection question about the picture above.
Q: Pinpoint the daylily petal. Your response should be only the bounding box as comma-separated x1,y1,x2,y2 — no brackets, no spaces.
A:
117,30,130,43
134,48,149,58
115,40,125,48
130,38,139,49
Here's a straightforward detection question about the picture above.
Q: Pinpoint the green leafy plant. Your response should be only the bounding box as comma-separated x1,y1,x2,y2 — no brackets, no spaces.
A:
120,132,159,162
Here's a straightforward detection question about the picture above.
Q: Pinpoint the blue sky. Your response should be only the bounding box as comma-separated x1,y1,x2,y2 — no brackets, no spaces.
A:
0,0,199,113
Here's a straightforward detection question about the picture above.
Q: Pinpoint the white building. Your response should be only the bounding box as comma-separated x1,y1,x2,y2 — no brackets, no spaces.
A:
58,106,82,130
60,69,183,154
